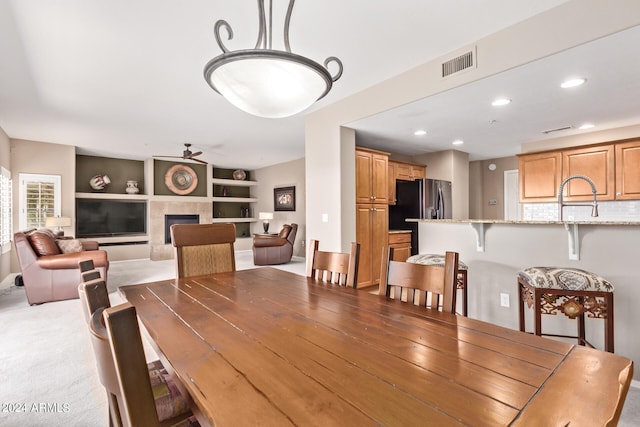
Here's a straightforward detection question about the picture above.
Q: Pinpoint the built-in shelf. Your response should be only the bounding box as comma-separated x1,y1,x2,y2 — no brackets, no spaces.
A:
211,217,257,223
212,196,258,203
75,192,149,200
150,195,211,203
211,178,258,187
212,167,257,239
76,192,214,203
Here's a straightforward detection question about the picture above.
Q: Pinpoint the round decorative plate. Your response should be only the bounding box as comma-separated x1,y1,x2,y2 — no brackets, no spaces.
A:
165,164,198,195
232,169,246,180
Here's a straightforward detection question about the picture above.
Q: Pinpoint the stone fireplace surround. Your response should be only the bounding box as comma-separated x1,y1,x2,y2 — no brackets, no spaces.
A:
149,200,212,260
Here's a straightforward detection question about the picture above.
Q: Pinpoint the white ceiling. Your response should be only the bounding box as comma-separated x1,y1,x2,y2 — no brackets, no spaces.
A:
350,24,640,161
6,0,632,170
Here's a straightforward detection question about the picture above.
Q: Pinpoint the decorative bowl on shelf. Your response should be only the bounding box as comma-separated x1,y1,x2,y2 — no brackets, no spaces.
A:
232,169,246,180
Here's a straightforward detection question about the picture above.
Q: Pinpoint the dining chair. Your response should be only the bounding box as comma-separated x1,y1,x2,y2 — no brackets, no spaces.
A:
90,302,199,427
379,246,459,313
170,223,236,278
78,258,109,322
306,240,360,288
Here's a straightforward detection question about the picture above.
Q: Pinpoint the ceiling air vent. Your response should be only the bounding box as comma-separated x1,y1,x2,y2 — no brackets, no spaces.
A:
442,48,475,78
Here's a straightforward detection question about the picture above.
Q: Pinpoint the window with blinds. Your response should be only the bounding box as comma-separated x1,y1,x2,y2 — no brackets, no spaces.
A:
0,167,11,252
19,174,61,230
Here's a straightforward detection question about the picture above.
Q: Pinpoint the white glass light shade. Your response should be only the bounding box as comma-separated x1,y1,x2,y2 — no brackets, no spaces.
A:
205,51,333,118
259,212,274,220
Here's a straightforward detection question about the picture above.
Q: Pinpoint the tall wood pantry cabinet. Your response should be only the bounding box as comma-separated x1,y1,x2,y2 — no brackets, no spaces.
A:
355,147,389,288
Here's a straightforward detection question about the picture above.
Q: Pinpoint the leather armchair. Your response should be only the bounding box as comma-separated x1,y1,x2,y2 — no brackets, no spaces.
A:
14,229,109,305
252,223,298,265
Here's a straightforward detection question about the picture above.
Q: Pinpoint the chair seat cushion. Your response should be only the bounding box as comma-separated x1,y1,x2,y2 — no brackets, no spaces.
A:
518,267,614,292
406,254,468,270
147,360,191,422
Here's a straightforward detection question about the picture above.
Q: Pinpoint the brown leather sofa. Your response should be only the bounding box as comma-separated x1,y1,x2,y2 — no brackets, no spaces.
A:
252,223,298,265
14,229,109,305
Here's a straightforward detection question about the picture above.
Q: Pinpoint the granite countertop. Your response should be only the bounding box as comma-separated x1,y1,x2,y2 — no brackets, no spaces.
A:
406,219,640,225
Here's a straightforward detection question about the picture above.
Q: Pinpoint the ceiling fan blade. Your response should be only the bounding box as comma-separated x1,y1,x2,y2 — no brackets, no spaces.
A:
188,151,203,157
191,157,208,164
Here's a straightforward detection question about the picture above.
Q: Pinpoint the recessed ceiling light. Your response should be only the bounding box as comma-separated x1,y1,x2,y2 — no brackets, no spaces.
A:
491,98,511,107
452,139,464,146
578,123,595,130
414,130,427,136
561,78,586,88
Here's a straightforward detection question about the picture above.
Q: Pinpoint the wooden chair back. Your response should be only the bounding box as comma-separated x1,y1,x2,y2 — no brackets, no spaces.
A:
102,302,162,427
379,247,458,313
89,307,124,426
170,223,237,278
78,259,110,322
306,240,360,288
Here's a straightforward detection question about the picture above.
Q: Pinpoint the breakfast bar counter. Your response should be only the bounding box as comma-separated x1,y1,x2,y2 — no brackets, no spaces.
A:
407,219,640,382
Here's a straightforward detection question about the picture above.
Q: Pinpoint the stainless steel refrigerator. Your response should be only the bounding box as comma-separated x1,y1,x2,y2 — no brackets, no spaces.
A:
388,179,452,255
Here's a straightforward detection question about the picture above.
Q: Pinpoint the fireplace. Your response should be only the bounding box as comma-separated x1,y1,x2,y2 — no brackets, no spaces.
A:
164,214,199,244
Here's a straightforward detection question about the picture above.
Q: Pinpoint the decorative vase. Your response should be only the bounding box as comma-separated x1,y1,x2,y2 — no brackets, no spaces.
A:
125,180,139,194
89,174,111,191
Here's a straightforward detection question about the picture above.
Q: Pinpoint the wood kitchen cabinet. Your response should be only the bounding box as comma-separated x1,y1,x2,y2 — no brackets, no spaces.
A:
520,139,640,203
356,148,389,204
356,204,388,288
388,160,426,205
388,231,411,262
392,160,426,181
615,139,640,200
518,151,562,202
356,147,389,288
388,161,397,205
562,144,615,201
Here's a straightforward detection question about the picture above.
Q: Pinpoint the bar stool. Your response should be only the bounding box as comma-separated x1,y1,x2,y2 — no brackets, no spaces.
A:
406,254,468,316
517,267,614,352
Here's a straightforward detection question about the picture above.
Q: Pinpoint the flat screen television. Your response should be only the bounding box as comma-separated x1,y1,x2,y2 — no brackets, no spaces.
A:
76,199,147,238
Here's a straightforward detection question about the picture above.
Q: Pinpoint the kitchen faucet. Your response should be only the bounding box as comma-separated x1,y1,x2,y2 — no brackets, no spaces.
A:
557,175,599,221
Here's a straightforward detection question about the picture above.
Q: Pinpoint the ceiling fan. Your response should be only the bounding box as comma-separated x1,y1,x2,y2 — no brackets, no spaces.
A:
153,143,207,164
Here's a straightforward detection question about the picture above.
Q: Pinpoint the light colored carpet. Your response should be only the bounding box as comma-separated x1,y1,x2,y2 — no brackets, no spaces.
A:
0,252,305,427
1,252,638,426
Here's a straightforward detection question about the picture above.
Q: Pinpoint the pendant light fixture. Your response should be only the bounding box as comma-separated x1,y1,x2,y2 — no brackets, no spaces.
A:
203,0,343,118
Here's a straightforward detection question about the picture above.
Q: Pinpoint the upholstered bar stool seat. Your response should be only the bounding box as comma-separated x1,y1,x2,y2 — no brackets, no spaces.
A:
407,254,469,316
517,266,614,352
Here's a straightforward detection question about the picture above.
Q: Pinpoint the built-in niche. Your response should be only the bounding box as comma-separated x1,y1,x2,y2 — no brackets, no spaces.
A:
153,160,207,197
76,155,145,194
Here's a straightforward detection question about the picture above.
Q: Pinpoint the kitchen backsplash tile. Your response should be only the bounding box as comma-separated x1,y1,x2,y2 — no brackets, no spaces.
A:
522,201,640,221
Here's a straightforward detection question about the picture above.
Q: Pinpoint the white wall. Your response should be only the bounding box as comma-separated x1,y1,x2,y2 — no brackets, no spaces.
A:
253,157,306,257
9,139,76,273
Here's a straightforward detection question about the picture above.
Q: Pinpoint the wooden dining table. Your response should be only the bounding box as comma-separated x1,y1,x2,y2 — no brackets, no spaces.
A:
119,267,633,426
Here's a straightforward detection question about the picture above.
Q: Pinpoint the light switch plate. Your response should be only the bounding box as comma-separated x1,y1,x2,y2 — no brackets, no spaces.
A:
500,293,510,307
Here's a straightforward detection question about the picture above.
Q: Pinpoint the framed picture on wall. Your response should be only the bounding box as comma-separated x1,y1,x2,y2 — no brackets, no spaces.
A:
274,186,295,211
